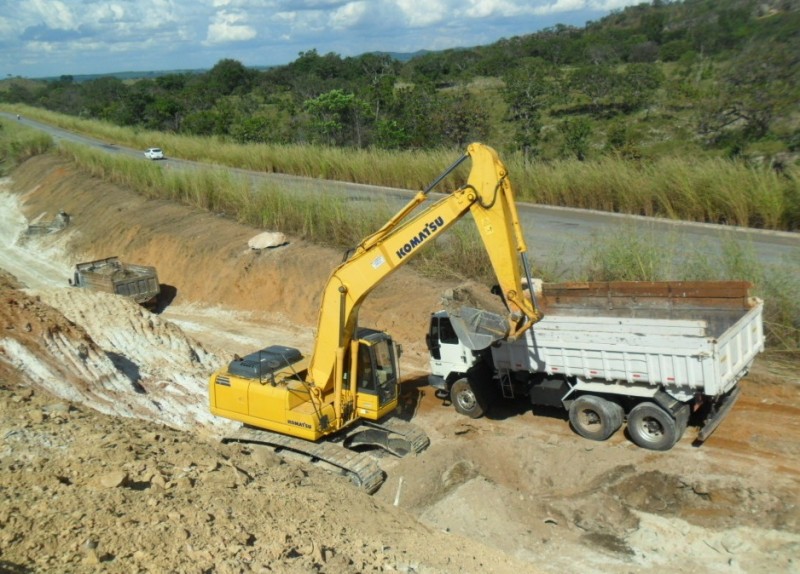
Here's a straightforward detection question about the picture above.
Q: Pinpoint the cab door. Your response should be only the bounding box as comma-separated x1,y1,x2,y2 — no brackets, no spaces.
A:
355,335,398,420
428,315,473,376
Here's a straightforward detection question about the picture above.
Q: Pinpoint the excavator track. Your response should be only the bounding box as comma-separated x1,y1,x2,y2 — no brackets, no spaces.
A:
223,426,386,494
356,417,430,455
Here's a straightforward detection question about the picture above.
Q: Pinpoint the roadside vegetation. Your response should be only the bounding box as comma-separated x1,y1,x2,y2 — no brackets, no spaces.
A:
52,137,798,352
0,118,52,175
2,0,799,230
6,105,798,231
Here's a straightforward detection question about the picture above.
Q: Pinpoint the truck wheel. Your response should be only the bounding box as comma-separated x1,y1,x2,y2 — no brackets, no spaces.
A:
627,402,678,451
568,395,623,441
450,378,486,419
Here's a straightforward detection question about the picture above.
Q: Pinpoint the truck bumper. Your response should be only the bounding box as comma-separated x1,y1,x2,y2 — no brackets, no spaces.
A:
428,374,446,391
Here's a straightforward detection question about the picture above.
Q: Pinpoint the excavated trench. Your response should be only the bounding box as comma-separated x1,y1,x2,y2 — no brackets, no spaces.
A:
1,154,798,573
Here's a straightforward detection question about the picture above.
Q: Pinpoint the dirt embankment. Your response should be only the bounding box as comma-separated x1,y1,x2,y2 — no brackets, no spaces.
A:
8,155,467,370
1,154,799,574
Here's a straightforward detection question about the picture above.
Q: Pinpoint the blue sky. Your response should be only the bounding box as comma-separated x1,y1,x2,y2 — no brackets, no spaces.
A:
1,0,645,79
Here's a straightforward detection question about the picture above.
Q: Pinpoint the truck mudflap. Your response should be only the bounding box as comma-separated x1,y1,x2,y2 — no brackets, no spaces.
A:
223,426,386,494
695,385,743,445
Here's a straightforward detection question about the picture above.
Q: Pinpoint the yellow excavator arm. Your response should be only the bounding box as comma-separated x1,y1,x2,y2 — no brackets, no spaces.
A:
307,142,543,395
209,142,542,446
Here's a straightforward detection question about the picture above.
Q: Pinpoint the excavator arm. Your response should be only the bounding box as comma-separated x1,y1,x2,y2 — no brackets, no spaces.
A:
307,143,543,397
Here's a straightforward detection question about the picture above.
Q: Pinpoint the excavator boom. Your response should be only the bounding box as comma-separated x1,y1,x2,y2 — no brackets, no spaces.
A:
209,143,541,491
307,142,543,394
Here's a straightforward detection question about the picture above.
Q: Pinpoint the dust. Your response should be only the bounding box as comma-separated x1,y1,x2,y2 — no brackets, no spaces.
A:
1,153,799,573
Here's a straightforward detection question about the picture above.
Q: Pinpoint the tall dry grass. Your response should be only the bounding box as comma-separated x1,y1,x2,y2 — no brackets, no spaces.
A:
513,155,793,230
578,224,799,350
0,118,53,173
7,104,797,231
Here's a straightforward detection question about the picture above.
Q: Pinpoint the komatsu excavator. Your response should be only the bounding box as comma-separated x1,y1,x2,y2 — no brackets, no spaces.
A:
209,143,543,492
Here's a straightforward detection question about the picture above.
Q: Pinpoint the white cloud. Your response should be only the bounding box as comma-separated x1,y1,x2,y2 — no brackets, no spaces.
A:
396,0,448,27
533,0,589,16
329,1,369,29
0,15,15,42
206,10,258,44
29,0,78,30
464,0,533,18
0,0,646,77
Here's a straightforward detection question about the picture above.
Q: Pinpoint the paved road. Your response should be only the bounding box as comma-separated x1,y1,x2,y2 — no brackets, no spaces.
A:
5,111,797,277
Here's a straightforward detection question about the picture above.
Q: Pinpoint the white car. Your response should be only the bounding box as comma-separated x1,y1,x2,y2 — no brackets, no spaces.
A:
144,147,164,160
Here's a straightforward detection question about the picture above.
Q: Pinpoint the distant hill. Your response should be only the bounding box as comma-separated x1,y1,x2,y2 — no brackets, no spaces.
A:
369,50,433,62
30,65,278,83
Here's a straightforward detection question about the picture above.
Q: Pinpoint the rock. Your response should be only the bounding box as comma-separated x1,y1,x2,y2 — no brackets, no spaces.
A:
251,446,282,467
82,549,100,565
175,476,194,489
44,402,70,415
248,232,287,250
98,471,128,488
28,409,45,424
150,472,168,489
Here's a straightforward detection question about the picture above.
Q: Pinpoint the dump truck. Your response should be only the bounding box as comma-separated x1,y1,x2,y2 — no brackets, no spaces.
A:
25,211,70,236
427,280,765,451
70,256,160,308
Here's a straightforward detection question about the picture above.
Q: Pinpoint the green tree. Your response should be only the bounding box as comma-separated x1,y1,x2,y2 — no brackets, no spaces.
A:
619,63,663,112
559,117,592,160
502,60,556,158
435,91,489,148
569,65,615,114
304,89,370,147
386,85,442,149
206,59,255,98
356,53,398,124
698,40,799,145
230,116,275,144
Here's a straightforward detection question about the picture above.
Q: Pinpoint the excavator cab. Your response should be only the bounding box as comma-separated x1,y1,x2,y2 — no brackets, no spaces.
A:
352,328,400,421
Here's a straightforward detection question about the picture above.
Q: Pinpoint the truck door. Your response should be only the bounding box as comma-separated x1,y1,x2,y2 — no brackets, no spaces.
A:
428,315,473,376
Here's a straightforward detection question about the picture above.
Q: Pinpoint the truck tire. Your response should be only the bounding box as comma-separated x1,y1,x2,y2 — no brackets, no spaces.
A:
627,402,679,451
450,378,487,419
568,395,624,441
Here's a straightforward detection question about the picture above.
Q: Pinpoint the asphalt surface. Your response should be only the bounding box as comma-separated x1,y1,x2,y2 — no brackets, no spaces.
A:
4,111,797,277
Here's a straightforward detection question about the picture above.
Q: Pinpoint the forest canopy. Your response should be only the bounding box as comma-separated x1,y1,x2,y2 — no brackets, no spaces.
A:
2,0,798,162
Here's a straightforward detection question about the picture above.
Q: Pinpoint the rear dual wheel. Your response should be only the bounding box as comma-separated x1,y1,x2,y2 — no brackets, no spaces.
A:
627,401,688,451
568,395,624,442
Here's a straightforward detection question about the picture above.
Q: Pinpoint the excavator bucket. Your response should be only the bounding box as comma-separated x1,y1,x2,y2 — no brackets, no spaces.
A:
446,306,510,351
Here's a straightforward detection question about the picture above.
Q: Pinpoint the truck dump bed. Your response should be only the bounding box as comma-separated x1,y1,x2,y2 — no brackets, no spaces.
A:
493,281,764,398
71,257,160,308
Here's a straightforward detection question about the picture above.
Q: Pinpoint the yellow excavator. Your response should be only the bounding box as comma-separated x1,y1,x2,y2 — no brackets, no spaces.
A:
209,143,543,492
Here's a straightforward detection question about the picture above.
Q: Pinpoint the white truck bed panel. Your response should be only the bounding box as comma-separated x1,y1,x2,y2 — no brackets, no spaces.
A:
492,283,764,397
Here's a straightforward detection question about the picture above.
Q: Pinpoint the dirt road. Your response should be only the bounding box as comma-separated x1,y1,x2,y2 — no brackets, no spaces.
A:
1,154,798,573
